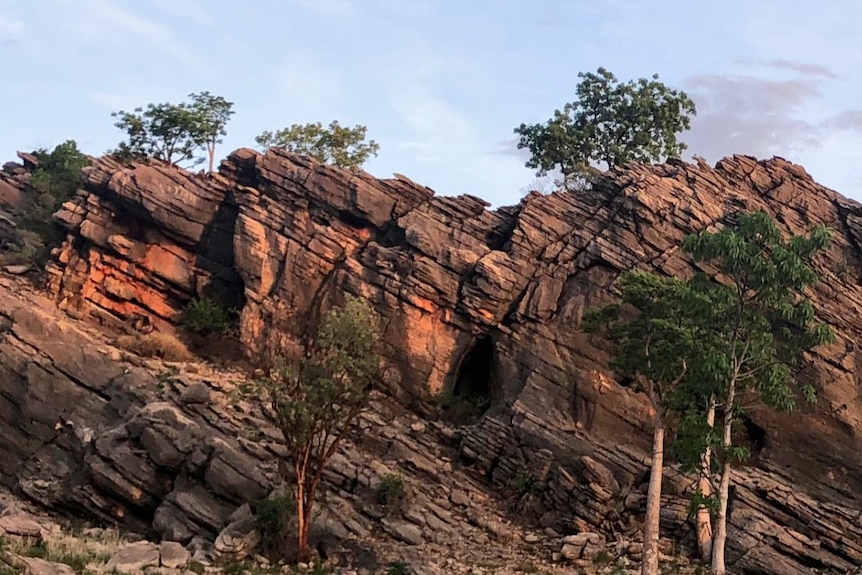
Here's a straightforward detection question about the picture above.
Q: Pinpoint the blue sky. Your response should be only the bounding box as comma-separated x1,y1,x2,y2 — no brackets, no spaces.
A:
2,0,862,207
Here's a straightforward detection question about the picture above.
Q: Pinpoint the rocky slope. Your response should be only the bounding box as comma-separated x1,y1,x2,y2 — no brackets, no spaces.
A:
2,149,861,573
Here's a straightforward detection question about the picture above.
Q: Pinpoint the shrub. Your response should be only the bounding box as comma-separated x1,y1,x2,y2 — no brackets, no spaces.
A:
252,494,293,555
387,561,410,575
115,331,192,362
180,297,235,335
511,468,539,498
374,473,407,513
16,141,89,266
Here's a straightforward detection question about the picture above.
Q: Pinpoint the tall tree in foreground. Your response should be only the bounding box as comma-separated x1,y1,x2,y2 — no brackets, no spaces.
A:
242,296,381,562
583,272,710,575
255,121,380,169
514,67,696,186
680,211,834,575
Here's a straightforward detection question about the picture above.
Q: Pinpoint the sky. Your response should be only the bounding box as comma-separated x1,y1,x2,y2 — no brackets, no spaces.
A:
2,0,862,207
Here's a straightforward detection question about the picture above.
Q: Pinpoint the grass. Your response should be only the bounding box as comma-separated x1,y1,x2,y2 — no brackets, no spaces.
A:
374,473,407,514
2,528,126,575
511,468,539,498
115,331,192,362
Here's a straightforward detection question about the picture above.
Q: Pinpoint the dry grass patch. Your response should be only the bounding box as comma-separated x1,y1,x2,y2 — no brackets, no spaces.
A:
2,527,129,574
115,331,192,362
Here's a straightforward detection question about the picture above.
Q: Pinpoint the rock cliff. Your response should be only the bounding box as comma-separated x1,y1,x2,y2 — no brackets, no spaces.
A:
3,149,861,573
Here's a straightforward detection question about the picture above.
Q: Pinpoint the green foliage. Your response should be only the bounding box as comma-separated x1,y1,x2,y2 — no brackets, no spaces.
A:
240,295,382,562
387,561,410,575
592,550,613,566
252,494,293,552
677,211,834,569
514,67,696,181
511,468,539,498
374,473,407,512
188,91,235,173
187,561,206,575
11,140,90,266
180,297,236,335
582,271,710,415
679,211,834,420
255,121,380,169
111,91,234,170
307,560,332,575
112,102,201,166
432,388,491,423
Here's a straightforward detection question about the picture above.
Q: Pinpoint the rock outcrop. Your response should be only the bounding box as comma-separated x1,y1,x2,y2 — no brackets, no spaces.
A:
9,149,862,573
0,152,34,210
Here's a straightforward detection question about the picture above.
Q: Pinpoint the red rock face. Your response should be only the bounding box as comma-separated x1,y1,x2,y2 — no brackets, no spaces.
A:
45,149,862,572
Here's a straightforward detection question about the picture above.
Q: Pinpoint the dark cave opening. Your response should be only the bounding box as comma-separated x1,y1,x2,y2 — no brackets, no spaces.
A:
443,336,495,423
736,414,768,465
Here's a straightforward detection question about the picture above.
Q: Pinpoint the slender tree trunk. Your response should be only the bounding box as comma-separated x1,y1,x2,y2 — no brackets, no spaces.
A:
295,472,310,563
711,382,736,575
641,417,665,575
207,143,215,174
696,396,716,562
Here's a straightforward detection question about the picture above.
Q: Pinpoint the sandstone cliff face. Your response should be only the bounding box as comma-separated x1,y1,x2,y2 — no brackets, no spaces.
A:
26,149,862,573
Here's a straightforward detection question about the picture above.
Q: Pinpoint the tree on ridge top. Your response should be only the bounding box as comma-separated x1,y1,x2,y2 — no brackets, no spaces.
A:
255,121,380,169
515,67,696,188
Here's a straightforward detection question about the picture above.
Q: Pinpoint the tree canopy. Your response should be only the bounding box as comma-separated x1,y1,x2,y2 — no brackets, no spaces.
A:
111,92,234,172
514,67,696,182
584,211,834,575
255,121,380,169
241,295,381,563
18,140,90,265
583,271,710,575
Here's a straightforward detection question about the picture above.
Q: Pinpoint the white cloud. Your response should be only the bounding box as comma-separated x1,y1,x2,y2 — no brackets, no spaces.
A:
0,17,24,48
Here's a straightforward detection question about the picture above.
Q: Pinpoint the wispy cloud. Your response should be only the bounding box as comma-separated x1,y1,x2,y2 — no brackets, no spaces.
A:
684,73,825,161
824,110,862,133
0,17,24,48
733,57,837,79
66,0,199,67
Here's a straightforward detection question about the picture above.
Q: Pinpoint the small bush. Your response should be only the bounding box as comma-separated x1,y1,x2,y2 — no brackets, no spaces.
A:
115,331,192,362
187,561,206,575
387,561,410,575
180,297,235,335
432,389,490,424
252,495,293,557
592,549,613,566
374,473,407,513
512,468,539,498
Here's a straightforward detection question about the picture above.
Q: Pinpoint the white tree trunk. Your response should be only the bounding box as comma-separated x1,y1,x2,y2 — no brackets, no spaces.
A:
641,420,665,575
696,397,716,562
711,382,736,575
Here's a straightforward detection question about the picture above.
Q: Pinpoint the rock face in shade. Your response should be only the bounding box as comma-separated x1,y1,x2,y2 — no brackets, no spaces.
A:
25,147,862,573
